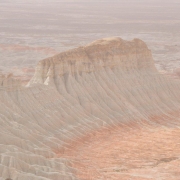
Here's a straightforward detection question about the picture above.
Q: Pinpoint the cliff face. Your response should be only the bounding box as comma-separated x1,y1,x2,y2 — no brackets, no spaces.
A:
1,38,180,180
29,38,156,85
0,73,21,90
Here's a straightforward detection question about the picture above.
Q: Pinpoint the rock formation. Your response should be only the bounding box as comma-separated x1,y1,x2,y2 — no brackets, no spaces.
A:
29,38,156,85
1,37,180,179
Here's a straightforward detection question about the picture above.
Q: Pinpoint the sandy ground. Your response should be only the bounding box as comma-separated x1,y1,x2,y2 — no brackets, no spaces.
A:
59,114,180,180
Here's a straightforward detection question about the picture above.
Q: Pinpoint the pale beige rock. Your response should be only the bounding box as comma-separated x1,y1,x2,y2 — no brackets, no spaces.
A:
29,38,156,86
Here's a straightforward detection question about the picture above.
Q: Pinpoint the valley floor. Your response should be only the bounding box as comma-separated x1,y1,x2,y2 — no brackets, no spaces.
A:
59,114,180,180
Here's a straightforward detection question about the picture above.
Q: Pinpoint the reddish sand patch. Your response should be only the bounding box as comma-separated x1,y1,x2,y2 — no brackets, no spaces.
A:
58,116,180,180
0,44,57,55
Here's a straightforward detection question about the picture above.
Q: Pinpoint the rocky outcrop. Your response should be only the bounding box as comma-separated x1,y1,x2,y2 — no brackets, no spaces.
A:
0,73,22,90
29,38,156,86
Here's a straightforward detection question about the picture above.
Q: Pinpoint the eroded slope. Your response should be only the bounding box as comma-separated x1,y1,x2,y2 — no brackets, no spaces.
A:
0,38,180,179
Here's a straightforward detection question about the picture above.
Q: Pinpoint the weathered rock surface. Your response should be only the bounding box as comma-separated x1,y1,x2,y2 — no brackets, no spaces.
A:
1,38,180,179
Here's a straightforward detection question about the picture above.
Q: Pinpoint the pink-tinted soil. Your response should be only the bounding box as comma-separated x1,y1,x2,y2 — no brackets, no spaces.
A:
58,114,180,180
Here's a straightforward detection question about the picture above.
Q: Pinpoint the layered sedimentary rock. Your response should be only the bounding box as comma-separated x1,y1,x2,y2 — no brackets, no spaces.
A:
1,38,180,179
29,38,156,85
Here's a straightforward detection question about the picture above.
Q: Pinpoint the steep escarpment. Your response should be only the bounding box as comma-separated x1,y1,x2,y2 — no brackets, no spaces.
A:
29,38,156,85
1,38,180,180
29,38,180,121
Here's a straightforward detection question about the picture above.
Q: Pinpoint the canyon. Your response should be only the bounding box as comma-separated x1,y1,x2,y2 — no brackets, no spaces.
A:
1,37,180,179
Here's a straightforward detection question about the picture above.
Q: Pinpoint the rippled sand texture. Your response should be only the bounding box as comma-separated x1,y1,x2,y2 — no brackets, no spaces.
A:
1,38,180,179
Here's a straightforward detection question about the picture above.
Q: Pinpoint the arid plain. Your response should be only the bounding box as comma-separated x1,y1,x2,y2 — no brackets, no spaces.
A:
1,1,180,78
